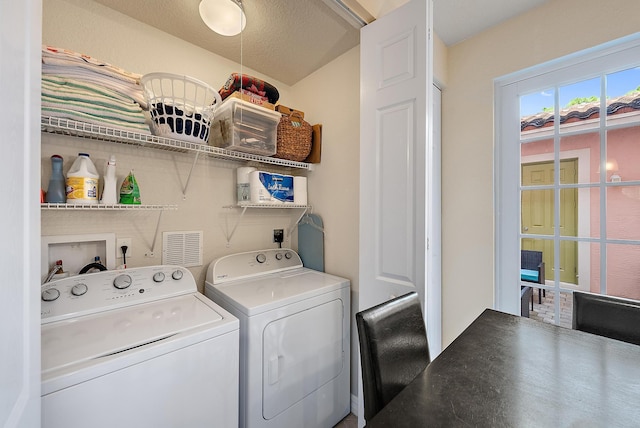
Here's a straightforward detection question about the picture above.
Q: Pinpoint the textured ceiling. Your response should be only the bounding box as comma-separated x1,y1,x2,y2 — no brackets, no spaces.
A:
92,0,550,85
93,0,361,86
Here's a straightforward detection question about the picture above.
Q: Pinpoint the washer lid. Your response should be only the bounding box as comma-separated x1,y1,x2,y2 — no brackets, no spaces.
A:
42,293,224,375
208,268,349,316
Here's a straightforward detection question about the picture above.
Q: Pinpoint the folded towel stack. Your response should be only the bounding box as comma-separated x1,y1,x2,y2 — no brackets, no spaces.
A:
41,46,149,133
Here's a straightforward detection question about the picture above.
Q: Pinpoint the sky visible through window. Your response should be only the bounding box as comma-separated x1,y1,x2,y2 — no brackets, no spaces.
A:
520,67,640,117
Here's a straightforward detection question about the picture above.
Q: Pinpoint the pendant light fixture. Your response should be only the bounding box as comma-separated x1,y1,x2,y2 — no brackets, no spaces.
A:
199,0,246,37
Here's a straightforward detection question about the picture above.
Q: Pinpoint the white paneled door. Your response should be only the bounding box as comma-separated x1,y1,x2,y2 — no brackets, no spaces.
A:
358,0,432,424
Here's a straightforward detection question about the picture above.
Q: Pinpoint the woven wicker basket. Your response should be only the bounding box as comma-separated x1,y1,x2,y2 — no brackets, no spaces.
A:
275,111,312,161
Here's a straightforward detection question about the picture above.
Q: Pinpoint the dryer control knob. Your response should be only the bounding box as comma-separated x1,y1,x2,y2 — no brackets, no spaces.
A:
113,274,132,289
275,253,283,260
172,270,183,280
71,283,88,296
256,253,267,263
153,272,165,283
284,252,292,259
42,288,60,302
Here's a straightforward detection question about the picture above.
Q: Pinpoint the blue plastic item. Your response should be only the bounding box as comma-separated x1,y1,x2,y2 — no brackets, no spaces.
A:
298,213,324,272
45,155,66,203
520,268,539,282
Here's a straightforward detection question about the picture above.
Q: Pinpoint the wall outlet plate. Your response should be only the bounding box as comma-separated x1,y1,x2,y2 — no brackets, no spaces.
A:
117,238,132,259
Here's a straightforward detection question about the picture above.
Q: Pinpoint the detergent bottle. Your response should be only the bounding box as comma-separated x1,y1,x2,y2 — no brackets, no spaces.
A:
66,153,99,204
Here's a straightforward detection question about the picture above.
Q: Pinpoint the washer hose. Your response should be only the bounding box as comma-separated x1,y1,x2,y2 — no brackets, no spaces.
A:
79,262,107,274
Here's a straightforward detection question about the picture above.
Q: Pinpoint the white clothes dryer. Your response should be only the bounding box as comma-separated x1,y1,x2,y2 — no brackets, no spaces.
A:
41,265,239,428
205,249,350,428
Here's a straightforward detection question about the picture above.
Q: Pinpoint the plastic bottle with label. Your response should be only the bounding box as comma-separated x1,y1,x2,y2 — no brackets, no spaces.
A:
45,155,66,203
66,153,99,204
100,155,118,205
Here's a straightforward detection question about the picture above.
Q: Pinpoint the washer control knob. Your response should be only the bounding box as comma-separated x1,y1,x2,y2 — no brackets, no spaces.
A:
153,272,165,283
42,288,60,302
71,283,88,296
256,253,267,263
275,253,283,260
284,251,292,259
172,270,183,280
113,274,132,289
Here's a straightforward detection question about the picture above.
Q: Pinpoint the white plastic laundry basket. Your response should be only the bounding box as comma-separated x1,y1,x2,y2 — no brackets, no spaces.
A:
141,73,222,144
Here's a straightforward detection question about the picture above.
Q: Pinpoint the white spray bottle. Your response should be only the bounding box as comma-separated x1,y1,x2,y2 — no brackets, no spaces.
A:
100,155,118,204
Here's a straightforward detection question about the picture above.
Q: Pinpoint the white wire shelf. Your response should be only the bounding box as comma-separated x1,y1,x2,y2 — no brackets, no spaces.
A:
41,203,177,210
223,204,311,209
41,116,313,170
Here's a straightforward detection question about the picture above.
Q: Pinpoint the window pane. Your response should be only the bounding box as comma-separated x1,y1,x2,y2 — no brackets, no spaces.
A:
606,68,640,126
529,290,572,329
560,132,600,184
571,187,601,239
521,138,553,165
559,78,600,134
520,89,554,140
606,126,640,183
607,243,640,300
521,188,553,236
521,238,553,282
559,240,578,285
558,187,577,237
607,185,640,240
577,241,598,290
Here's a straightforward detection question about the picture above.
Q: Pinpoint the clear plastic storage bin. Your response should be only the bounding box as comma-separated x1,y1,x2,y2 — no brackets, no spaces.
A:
210,98,280,156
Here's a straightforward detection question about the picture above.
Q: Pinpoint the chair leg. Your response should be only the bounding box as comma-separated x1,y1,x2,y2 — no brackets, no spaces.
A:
531,292,533,311
538,288,542,304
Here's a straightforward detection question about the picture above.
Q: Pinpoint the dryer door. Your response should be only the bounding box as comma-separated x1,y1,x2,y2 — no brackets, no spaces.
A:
262,299,344,419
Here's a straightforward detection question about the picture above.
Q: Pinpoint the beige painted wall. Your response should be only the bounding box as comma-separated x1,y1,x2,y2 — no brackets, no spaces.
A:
290,46,361,399
441,0,640,346
433,31,448,88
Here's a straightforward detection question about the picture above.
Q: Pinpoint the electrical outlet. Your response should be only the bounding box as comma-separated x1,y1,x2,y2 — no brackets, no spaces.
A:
116,238,132,259
273,229,284,243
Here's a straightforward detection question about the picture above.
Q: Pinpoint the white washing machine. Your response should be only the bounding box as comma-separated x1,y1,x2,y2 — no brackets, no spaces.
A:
41,265,239,428
204,249,350,428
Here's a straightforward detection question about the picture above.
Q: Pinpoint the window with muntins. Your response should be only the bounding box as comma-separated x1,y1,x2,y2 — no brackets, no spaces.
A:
496,34,640,325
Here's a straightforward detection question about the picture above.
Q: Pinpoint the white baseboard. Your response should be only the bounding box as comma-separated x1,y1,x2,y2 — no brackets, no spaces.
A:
350,393,358,416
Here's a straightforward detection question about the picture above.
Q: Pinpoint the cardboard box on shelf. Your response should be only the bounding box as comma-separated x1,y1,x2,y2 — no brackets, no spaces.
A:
305,124,322,163
275,104,305,119
225,90,275,110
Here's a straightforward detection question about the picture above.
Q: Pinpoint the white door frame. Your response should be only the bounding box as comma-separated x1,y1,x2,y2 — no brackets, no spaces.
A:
0,0,42,427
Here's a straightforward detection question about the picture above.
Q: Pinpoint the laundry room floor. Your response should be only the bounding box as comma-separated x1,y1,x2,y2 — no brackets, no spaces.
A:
334,413,357,427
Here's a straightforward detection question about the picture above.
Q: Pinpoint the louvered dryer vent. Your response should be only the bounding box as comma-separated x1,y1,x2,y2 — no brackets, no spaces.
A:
162,231,203,267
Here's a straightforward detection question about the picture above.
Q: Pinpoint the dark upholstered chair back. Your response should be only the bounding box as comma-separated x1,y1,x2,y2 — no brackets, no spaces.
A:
573,291,640,346
356,292,430,422
521,250,545,283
